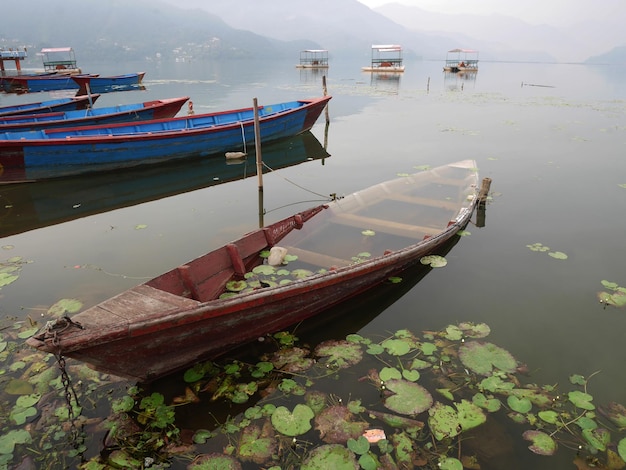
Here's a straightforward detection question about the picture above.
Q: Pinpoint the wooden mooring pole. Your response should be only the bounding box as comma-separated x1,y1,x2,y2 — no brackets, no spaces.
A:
253,98,264,227
476,177,491,228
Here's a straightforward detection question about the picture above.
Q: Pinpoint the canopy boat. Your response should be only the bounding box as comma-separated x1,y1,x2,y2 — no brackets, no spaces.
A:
0,95,100,117
296,50,329,69
443,49,479,73
362,45,405,73
40,47,81,74
27,160,486,381
73,72,146,94
0,96,331,179
4,73,99,93
0,96,188,132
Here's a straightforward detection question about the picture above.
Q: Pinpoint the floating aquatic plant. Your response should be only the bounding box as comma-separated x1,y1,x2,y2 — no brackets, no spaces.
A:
420,254,447,267
598,280,626,308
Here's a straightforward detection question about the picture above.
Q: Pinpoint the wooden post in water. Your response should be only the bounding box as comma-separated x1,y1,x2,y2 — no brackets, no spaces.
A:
476,177,492,228
253,98,264,227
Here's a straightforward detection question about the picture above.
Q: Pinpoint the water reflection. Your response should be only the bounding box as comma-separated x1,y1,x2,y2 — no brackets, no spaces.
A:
443,70,478,92
0,131,330,238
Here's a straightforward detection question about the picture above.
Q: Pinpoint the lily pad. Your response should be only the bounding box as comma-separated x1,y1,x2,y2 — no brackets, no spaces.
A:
47,298,83,317
188,454,242,470
568,391,595,410
599,402,626,429
538,410,559,424
291,269,314,279
507,396,532,414
315,340,363,369
619,438,626,461
459,341,517,376
458,322,491,338
237,421,277,464
472,393,501,412
381,338,411,356
428,402,460,440
315,406,369,444
548,251,568,260
0,429,32,455
439,457,463,470
383,379,433,416
226,280,247,292
522,430,557,455
301,444,359,470
582,428,611,451
420,255,447,267
271,404,314,437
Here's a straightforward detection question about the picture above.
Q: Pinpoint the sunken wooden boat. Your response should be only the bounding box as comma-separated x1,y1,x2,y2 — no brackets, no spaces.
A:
0,96,331,178
27,160,485,382
0,95,100,117
0,96,188,132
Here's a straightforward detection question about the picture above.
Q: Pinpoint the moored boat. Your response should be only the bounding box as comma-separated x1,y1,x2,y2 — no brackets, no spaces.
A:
0,95,100,117
73,72,146,94
4,73,99,93
296,50,329,69
0,96,188,132
362,44,405,73
26,160,485,381
0,96,331,179
443,48,479,73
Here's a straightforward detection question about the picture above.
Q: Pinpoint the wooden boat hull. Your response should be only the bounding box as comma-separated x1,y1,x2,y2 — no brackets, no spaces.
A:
0,95,100,117
0,96,188,132
27,161,481,381
4,73,98,93
0,96,331,178
73,72,146,94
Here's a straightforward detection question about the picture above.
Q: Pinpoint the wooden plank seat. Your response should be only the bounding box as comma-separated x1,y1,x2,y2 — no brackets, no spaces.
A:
332,212,442,239
283,246,352,269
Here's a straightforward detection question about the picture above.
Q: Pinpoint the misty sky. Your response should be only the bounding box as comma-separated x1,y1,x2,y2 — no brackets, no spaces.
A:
356,0,624,26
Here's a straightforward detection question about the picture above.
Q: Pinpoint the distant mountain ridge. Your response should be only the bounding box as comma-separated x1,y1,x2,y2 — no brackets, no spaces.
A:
1,0,623,64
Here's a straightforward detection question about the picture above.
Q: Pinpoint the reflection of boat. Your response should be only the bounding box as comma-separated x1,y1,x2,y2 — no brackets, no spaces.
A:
295,50,329,69
0,131,330,238
362,44,405,73
0,96,188,132
0,96,331,181
443,48,479,73
27,161,484,381
0,95,100,117
73,72,146,94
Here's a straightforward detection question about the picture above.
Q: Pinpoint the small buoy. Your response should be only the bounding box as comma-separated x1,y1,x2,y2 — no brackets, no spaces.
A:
225,151,247,159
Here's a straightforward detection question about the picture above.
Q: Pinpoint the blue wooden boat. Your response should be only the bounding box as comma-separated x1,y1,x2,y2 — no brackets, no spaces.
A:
73,72,146,94
0,95,100,117
0,96,331,179
4,73,99,93
0,96,188,132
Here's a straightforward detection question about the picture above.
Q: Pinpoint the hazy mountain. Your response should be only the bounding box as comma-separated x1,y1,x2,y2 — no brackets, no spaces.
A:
1,0,622,64
374,3,625,63
585,46,626,65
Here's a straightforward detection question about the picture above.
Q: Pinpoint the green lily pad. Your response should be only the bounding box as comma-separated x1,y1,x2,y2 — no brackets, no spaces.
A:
252,265,276,275
456,399,487,431
301,444,358,470
379,367,402,382
507,396,532,414
458,322,491,338
459,341,517,376
315,340,363,369
226,280,248,292
271,404,314,437
0,429,32,455
237,421,277,464
383,379,433,416
522,430,557,455
582,428,611,451
361,230,376,237
618,438,626,461
538,410,559,424
548,251,568,260
188,453,242,469
428,402,460,440
568,391,595,410
472,393,501,412
291,269,314,279
381,338,411,356
420,255,447,267
47,298,83,317
439,457,463,470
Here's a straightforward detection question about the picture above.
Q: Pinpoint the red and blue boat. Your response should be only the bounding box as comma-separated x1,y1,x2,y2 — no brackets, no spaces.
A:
3,73,99,93
73,72,146,94
0,95,100,117
0,96,188,132
0,96,331,180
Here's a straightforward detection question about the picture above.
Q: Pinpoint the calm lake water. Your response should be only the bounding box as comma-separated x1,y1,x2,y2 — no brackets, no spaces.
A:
1,57,625,468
